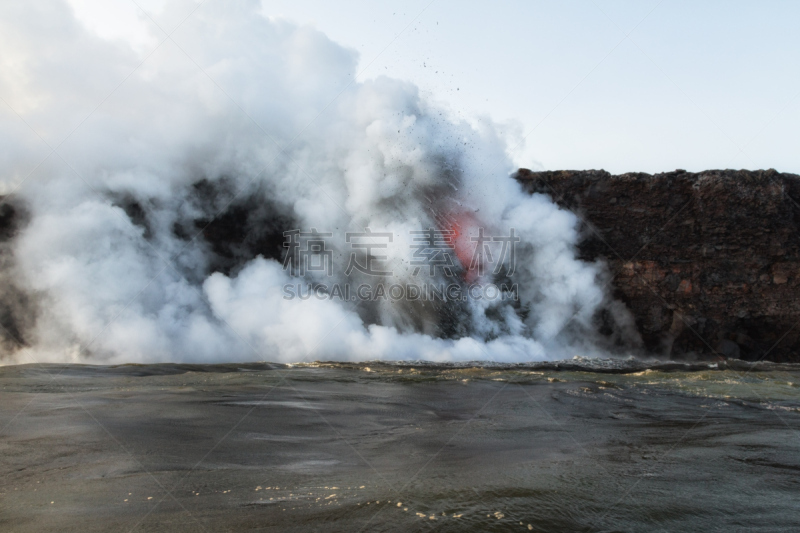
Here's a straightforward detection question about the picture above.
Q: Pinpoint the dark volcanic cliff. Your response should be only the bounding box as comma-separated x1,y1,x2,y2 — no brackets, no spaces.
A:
515,168,800,362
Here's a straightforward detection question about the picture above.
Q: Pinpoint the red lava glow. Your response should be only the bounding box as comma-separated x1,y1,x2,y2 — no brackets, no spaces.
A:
442,211,483,283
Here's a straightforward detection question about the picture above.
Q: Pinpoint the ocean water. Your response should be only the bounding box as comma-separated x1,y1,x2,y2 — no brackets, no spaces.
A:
1,359,799,532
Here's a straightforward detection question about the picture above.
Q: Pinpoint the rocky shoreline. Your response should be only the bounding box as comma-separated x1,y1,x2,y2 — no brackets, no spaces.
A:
515,168,800,362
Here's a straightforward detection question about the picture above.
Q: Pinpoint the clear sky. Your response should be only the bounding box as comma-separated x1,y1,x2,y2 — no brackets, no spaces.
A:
67,0,800,174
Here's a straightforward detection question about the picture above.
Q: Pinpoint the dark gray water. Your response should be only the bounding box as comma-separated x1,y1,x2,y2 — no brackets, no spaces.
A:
2,359,799,532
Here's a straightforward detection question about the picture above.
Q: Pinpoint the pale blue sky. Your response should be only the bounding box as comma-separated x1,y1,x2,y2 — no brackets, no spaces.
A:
69,0,800,174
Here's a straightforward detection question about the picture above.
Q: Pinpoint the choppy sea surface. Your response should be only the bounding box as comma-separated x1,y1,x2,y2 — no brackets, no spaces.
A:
2,357,799,532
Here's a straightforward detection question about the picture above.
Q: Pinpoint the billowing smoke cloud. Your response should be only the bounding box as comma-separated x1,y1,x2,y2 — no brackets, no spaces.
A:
0,0,639,364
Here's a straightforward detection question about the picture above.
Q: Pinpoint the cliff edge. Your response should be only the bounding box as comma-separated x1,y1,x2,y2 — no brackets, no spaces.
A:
515,168,800,362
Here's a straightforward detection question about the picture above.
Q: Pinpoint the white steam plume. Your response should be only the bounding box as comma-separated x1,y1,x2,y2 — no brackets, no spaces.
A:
0,0,639,364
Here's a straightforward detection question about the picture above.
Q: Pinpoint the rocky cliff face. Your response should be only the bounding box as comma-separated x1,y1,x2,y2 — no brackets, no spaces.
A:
515,168,800,362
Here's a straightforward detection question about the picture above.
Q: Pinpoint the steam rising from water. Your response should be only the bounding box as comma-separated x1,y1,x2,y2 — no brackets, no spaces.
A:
0,0,638,364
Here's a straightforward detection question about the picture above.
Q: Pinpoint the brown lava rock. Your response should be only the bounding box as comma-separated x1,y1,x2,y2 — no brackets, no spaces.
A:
515,168,800,362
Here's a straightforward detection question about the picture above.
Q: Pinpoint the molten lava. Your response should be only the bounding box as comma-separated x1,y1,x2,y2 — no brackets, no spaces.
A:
442,210,484,283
